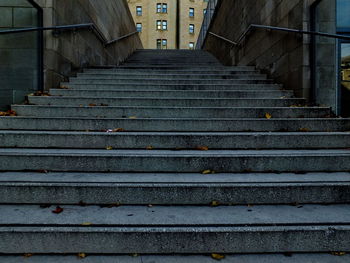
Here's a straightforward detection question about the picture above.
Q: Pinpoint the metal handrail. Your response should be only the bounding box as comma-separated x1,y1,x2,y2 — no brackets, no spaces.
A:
0,23,138,47
209,24,350,46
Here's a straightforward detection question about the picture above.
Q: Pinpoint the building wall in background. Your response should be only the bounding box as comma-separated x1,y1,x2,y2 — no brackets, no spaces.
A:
127,0,208,49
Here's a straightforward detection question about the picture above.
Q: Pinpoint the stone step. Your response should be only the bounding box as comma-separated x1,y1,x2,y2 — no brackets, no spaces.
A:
1,149,350,172
49,89,292,99
27,96,305,107
11,105,331,118
116,65,255,69
85,67,257,74
0,204,349,253
0,172,349,204
1,254,349,263
69,78,274,85
1,117,349,132
83,69,260,75
61,83,283,91
2,131,350,149
76,73,267,80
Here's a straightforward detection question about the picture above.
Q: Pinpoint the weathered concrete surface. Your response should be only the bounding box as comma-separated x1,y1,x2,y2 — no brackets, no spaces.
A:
0,225,349,253
11,105,330,118
1,254,350,263
2,131,350,149
203,0,318,100
32,0,142,90
1,149,350,172
1,117,350,132
0,172,349,204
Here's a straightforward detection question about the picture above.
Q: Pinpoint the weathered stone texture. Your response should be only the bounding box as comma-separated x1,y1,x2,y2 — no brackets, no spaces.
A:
203,0,318,99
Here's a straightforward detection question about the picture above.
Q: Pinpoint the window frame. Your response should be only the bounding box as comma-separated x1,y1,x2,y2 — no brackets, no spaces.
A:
189,24,195,34
136,6,142,16
189,8,195,17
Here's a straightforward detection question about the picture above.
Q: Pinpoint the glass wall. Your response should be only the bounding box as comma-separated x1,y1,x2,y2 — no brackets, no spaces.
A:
312,0,350,116
0,0,42,110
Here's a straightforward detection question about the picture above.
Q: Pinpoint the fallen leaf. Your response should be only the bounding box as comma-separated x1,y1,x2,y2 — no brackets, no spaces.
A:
130,253,139,257
79,104,83,107
196,146,209,151
299,128,310,132
81,222,93,226
202,170,215,174
129,116,137,119
148,204,153,207
331,252,346,256
265,113,272,119
60,86,69,89
146,145,154,150
52,206,63,214
33,91,51,96
23,253,33,258
37,169,48,173
106,146,113,150
210,201,220,207
211,253,225,260
89,103,97,107
78,253,86,258
0,110,17,117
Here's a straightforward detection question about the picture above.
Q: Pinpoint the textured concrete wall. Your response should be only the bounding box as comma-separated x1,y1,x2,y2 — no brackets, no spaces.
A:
203,0,318,99
34,0,142,90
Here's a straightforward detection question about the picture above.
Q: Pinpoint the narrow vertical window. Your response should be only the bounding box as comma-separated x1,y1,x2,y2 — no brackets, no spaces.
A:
157,39,162,49
162,39,167,49
189,42,195,50
157,3,162,13
162,3,168,13
189,8,195,17
136,6,142,16
162,20,168,30
156,20,162,30
136,23,142,32
189,24,195,34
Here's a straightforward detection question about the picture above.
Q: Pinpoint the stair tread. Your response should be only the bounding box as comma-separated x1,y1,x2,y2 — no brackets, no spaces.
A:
1,171,349,183
1,254,349,263
2,148,350,156
0,204,350,226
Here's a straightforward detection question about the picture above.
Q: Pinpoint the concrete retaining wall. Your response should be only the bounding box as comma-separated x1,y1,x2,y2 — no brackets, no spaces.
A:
203,0,318,99
34,0,143,90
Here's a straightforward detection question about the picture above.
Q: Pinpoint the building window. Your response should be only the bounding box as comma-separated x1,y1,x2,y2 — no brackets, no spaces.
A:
136,6,142,16
189,24,195,34
157,3,167,13
156,20,167,30
162,39,167,49
189,42,195,50
189,8,195,17
136,23,142,32
203,9,207,15
157,39,167,49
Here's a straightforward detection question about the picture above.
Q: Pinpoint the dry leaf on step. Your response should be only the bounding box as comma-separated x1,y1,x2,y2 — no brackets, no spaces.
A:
52,206,63,214
196,146,209,151
265,113,272,119
211,253,226,260
78,253,86,258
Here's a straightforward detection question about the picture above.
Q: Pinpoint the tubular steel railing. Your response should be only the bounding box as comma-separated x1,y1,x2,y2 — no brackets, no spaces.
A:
0,23,139,47
208,24,350,47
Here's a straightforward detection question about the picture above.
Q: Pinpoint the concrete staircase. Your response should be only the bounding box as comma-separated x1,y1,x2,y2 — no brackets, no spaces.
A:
1,49,350,262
